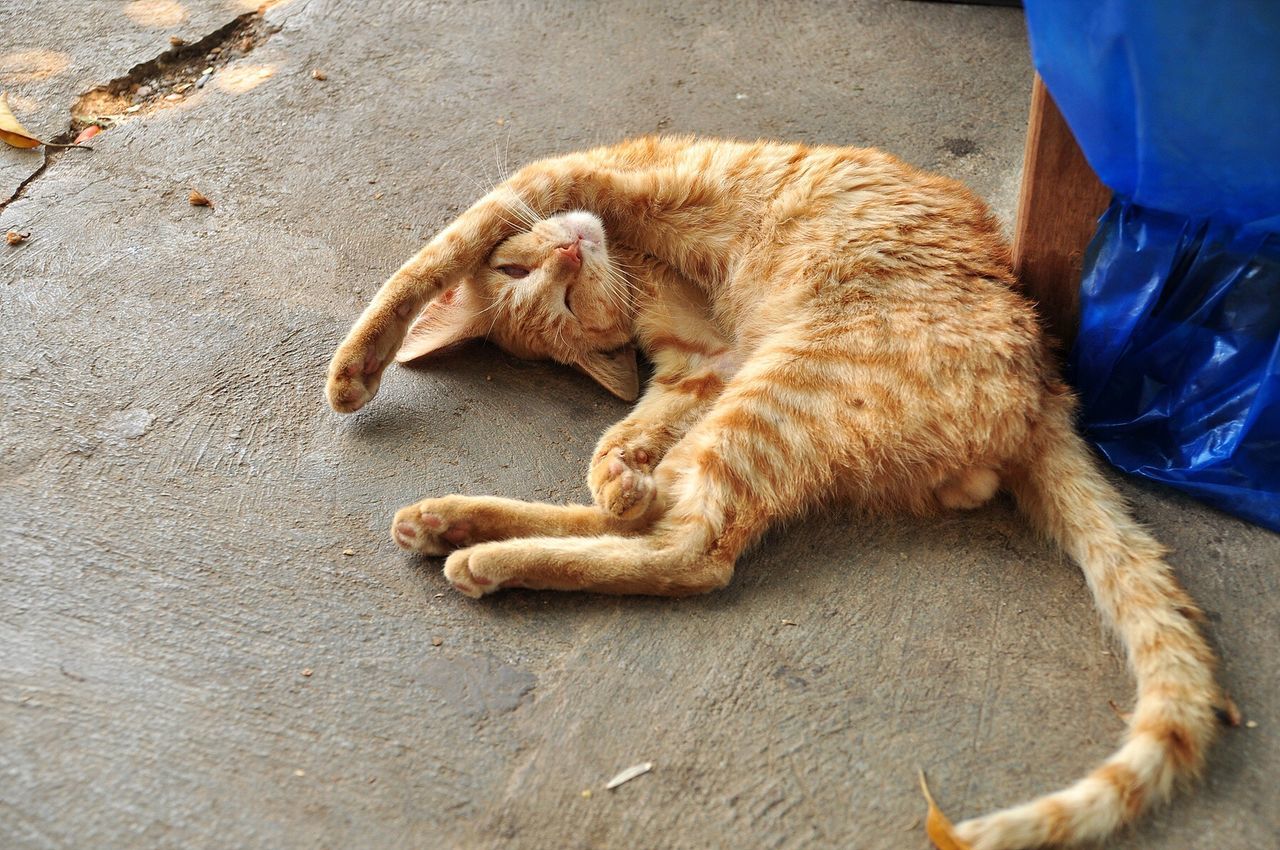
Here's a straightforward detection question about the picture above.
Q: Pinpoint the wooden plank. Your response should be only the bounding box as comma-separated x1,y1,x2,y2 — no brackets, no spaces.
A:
1012,75,1112,350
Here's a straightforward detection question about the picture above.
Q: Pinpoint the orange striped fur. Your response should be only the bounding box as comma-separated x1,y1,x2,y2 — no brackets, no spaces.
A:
325,137,1225,849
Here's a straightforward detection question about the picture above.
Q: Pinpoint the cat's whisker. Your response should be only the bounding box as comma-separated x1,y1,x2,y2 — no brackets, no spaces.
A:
480,292,512,342
509,191,542,228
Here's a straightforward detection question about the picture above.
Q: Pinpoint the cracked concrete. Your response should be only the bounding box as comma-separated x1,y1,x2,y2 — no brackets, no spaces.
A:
2,2,1277,849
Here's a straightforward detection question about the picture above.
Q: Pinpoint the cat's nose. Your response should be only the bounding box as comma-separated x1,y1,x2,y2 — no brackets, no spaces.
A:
556,241,582,267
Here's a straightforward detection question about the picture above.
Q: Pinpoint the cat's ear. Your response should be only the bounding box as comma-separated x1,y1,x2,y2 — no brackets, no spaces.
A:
396,284,488,362
574,346,640,401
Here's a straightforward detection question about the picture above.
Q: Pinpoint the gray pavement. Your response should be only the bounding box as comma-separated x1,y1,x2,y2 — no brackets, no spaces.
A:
2,2,1276,849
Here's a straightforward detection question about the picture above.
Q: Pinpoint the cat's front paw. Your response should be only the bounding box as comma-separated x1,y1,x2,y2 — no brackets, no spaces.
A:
391,498,476,556
326,344,389,413
589,446,656,520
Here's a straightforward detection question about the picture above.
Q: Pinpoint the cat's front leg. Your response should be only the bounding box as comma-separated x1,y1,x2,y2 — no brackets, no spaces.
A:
588,368,726,518
326,155,631,413
589,439,660,521
325,183,532,412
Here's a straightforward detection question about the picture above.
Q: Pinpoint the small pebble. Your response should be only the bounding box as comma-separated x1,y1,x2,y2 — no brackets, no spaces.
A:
431,637,443,647
136,84,153,97
125,104,143,113
311,69,327,81
1246,720,1259,728
196,73,211,89
342,548,355,556
164,92,183,102
581,789,592,799
293,769,305,777
301,668,313,677
169,35,185,47
6,230,29,246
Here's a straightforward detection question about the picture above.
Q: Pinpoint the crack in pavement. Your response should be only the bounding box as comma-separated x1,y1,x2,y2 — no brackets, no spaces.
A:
1,3,281,214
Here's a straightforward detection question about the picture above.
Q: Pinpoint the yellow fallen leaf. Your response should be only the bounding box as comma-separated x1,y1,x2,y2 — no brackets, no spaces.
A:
919,770,974,850
0,91,42,148
0,91,94,150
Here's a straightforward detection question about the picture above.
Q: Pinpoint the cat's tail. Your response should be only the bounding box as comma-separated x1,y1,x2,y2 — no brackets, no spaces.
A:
953,384,1223,850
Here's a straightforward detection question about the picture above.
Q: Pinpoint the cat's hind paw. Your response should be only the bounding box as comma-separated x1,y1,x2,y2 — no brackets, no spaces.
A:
589,446,656,520
442,547,496,598
391,500,474,556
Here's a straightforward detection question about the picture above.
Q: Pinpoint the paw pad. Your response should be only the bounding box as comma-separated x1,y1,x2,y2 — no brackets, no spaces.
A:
390,507,472,556
590,446,656,520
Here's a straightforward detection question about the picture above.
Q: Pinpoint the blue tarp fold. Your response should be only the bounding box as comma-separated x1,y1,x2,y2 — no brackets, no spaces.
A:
1024,1,1280,530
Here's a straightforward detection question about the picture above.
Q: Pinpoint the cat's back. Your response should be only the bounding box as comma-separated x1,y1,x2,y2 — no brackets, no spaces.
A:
584,136,1035,360
591,135,1013,280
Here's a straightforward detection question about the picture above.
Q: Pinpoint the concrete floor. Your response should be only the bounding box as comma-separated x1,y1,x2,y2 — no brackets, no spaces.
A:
2,2,1276,848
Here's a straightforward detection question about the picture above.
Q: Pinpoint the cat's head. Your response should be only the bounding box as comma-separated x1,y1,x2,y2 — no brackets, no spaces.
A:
396,210,640,400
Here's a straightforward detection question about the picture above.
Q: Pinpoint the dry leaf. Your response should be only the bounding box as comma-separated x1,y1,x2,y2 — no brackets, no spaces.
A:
605,762,652,790
0,92,93,149
74,125,101,145
919,770,974,850
0,91,44,148
188,189,213,207
6,230,31,245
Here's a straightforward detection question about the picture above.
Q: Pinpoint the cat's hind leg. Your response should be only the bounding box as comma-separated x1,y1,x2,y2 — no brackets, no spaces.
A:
935,466,1001,510
441,316,872,596
391,495,638,556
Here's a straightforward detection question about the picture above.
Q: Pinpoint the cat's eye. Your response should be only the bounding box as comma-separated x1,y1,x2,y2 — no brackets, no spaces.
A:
496,265,530,279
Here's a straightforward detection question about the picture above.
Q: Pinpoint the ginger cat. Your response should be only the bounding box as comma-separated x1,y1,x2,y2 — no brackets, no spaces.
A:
324,137,1224,850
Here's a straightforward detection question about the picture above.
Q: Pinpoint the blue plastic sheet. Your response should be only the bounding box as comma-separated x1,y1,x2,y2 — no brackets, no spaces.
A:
1023,1,1280,530
1074,202,1280,529
1025,1,1280,233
